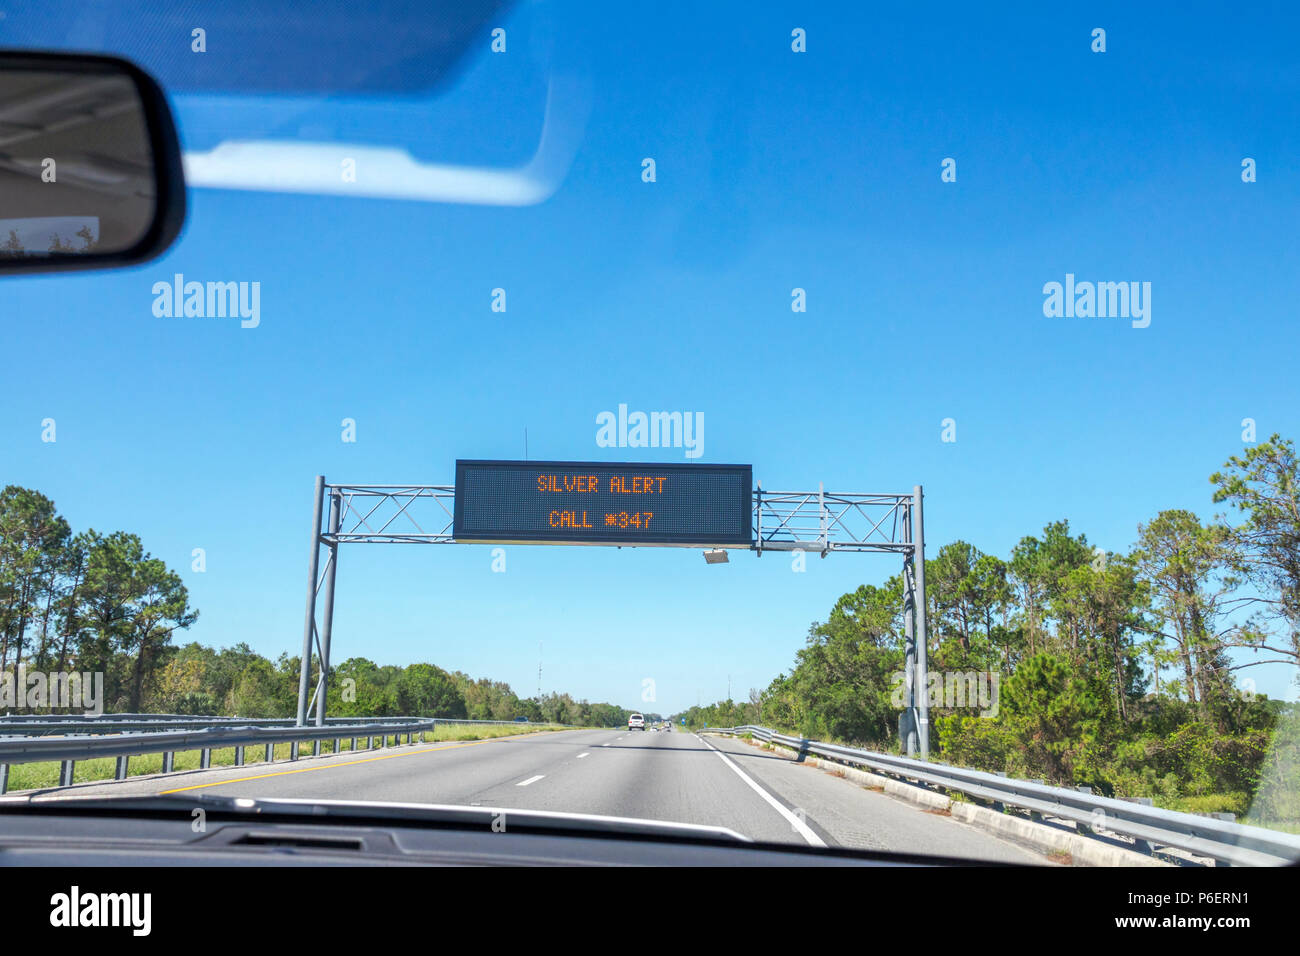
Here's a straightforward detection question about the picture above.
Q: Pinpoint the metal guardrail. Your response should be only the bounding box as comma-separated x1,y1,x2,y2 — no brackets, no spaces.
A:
0,714,541,737
0,713,416,722
0,716,553,795
702,725,1300,867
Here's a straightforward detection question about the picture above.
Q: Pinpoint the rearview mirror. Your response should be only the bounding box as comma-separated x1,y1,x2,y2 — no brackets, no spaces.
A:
0,51,185,274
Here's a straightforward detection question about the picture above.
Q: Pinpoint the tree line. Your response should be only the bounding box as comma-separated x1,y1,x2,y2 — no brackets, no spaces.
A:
0,486,632,726
0,487,197,711
150,643,634,727
684,435,1300,823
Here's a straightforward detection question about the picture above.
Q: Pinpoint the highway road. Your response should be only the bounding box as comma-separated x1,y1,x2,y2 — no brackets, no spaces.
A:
47,728,1045,863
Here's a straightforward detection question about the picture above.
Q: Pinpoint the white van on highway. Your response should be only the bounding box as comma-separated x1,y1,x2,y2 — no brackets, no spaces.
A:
627,713,645,731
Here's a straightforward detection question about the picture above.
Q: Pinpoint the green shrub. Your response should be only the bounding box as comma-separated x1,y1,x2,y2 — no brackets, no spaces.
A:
934,715,1023,775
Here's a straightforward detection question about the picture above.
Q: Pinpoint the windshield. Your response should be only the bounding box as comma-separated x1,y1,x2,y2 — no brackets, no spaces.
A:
2,0,1298,874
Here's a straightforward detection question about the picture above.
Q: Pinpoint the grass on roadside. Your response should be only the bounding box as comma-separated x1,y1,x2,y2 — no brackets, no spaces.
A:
3,722,569,793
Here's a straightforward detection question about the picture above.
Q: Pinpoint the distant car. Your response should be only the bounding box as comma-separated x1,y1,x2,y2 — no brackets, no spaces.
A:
513,716,529,722
628,713,645,731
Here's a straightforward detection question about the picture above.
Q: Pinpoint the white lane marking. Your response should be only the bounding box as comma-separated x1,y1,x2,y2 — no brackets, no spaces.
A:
698,736,826,848
517,775,545,787
577,752,590,759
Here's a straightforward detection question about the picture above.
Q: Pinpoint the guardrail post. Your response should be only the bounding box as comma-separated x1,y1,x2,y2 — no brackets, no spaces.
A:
161,752,174,774
367,735,374,750
200,748,211,770
234,745,245,767
265,743,274,763
0,764,8,795
333,738,340,754
312,740,321,757
290,741,299,761
59,759,75,787
350,737,357,752
1072,786,1097,835
989,771,1007,812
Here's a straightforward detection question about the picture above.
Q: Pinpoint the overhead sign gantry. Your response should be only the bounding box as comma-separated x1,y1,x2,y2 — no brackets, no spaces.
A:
295,461,931,757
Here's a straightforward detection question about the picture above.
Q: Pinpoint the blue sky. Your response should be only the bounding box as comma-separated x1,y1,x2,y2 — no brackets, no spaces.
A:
3,2,1298,710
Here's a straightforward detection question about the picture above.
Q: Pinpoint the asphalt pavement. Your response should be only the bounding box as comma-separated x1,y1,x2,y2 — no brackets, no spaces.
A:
40,727,1045,863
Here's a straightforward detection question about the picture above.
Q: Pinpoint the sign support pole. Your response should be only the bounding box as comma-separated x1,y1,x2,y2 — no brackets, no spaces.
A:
295,476,325,727
314,490,342,725
913,485,929,759
902,510,917,755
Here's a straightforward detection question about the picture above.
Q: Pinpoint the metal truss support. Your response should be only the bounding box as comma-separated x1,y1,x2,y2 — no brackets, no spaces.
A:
295,479,342,727
912,485,930,759
902,505,917,755
753,482,929,757
898,486,930,758
293,475,929,756
295,478,324,727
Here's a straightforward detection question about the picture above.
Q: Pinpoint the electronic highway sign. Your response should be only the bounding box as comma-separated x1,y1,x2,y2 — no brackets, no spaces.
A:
453,460,753,547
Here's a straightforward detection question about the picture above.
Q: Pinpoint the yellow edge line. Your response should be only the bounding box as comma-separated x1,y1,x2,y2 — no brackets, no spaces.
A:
156,730,562,795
